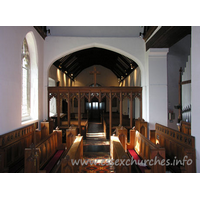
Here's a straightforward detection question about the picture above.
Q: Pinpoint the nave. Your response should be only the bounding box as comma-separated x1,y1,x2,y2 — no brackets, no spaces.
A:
82,121,114,173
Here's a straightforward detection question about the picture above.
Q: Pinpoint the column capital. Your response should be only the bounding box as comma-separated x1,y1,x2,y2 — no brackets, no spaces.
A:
148,48,169,57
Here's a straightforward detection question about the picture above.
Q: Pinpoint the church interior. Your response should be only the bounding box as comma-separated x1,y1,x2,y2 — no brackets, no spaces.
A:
0,26,200,175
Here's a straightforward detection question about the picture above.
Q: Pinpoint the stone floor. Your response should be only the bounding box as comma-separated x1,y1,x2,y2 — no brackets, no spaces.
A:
81,121,114,173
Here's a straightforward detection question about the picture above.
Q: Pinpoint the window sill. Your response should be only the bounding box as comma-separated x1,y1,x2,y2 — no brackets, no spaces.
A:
21,118,38,126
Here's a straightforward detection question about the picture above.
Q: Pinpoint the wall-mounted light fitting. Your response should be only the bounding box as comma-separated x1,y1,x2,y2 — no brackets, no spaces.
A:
46,29,51,35
130,64,134,70
139,32,144,38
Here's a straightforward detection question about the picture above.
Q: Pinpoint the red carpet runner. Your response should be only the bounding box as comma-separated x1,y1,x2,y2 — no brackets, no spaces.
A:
44,150,64,173
128,149,149,173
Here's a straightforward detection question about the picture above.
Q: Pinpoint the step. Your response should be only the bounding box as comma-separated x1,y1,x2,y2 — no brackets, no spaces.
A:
83,140,110,152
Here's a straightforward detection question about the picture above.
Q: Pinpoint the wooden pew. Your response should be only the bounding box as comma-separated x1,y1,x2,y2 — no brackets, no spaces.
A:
61,120,88,139
0,122,38,172
181,121,191,135
127,128,166,173
24,129,66,173
103,114,135,140
41,120,54,139
114,126,127,152
135,118,148,138
110,135,131,173
66,126,78,150
150,123,196,173
61,135,83,173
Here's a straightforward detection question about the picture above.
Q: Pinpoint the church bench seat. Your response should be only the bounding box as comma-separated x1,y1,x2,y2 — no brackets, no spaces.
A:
103,115,135,140
128,149,151,173
42,149,64,173
110,135,131,173
114,126,128,152
150,123,196,173
181,121,191,135
135,119,148,138
127,128,166,173
61,135,83,173
61,120,88,139
24,129,66,173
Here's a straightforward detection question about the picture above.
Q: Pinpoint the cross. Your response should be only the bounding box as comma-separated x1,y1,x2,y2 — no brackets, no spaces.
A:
89,66,100,87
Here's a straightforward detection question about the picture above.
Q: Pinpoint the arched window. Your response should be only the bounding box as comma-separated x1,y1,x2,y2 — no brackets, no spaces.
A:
21,32,38,123
21,38,31,121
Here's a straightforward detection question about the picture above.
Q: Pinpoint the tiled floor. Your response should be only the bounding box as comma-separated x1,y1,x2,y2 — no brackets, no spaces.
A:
82,122,114,173
81,152,115,173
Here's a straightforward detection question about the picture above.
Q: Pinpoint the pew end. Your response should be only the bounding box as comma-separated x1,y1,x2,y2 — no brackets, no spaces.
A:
61,135,83,173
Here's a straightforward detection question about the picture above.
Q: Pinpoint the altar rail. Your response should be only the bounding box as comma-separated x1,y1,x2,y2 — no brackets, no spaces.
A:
151,123,196,172
0,122,38,172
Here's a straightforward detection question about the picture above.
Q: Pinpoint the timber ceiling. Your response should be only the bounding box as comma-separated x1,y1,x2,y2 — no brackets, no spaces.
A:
53,47,138,81
34,26,191,81
145,26,191,50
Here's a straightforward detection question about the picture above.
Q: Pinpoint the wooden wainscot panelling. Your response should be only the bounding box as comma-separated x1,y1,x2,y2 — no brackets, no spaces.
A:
0,122,38,172
110,135,131,173
24,129,66,173
154,123,196,173
61,135,83,173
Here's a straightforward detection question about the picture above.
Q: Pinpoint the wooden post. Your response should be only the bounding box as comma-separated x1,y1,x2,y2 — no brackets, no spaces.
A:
120,92,122,125
109,92,112,137
178,67,182,122
68,92,70,127
78,92,81,134
130,92,133,128
57,92,60,127
140,92,142,119
48,92,50,121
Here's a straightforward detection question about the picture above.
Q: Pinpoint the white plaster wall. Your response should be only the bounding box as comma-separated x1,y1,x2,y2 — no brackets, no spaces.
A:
147,48,168,131
49,65,67,86
43,36,146,120
0,26,44,135
74,65,118,86
191,26,200,172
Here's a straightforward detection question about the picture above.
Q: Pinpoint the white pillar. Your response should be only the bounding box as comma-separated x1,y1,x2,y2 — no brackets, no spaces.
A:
191,26,200,172
147,48,168,131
